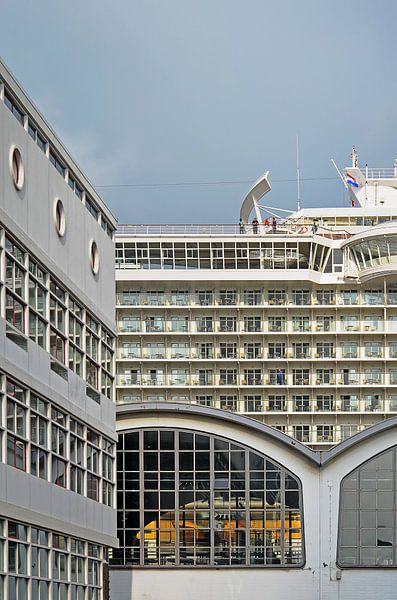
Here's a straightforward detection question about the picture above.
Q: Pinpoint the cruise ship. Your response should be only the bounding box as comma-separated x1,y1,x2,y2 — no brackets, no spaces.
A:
114,148,397,450
110,151,397,598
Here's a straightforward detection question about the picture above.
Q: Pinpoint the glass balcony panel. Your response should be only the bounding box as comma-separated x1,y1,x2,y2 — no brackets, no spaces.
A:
387,292,397,305
338,371,359,385
145,318,165,333
268,319,286,332
146,292,165,306
171,345,189,359
362,371,383,385
145,345,165,359
316,291,335,305
117,372,141,385
341,318,359,332
363,397,382,411
119,344,141,359
363,291,383,305
170,318,189,332
339,291,358,305
389,370,397,385
196,319,213,333
341,345,358,359
387,319,397,333
340,396,358,411
219,291,237,306
119,318,141,333
364,344,382,358
362,318,383,332
316,399,335,411
293,400,310,412
117,292,141,305
196,291,213,306
170,292,189,305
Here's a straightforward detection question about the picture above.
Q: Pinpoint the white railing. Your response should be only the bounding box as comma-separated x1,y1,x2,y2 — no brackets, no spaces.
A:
116,223,312,236
116,222,353,240
365,167,396,179
117,224,243,235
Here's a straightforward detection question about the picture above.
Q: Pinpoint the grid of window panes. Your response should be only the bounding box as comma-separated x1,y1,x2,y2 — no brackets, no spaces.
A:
116,280,397,447
0,225,115,400
115,240,347,273
1,78,114,238
338,446,397,567
0,518,104,599
112,429,304,567
0,374,115,506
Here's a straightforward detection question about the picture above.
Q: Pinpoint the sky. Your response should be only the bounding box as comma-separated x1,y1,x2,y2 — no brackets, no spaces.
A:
1,0,397,224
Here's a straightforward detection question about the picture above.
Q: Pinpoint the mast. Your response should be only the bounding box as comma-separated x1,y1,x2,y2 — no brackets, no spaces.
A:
296,134,301,212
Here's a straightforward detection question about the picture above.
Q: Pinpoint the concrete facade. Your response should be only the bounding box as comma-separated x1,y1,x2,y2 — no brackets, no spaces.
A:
0,58,117,599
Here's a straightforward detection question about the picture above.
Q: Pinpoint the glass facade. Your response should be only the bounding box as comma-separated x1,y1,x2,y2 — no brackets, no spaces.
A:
349,235,397,271
0,518,104,599
338,446,397,567
0,226,115,400
0,374,115,507
112,428,304,567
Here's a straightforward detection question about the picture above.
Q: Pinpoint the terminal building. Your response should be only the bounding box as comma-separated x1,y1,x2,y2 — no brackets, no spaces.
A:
110,153,397,598
0,59,117,599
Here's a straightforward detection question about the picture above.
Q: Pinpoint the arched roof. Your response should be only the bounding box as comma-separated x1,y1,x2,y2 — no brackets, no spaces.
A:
116,403,397,467
340,222,397,248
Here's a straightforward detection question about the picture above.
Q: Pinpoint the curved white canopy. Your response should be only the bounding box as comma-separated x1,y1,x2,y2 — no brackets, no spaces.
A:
240,171,271,223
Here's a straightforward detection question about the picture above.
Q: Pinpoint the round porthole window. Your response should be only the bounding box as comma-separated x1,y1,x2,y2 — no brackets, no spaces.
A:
54,199,66,237
10,147,24,190
90,240,99,275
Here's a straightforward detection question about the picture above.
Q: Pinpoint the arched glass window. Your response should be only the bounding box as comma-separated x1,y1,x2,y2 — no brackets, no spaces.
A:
111,429,304,567
338,446,397,567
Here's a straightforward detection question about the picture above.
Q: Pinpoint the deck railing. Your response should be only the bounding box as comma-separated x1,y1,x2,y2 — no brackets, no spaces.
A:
116,222,350,238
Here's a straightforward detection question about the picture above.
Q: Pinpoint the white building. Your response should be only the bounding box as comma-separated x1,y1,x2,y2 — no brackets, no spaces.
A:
110,150,397,598
0,59,117,599
110,404,397,600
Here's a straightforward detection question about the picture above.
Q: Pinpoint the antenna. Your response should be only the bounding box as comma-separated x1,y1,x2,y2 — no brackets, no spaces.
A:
331,159,348,189
296,134,301,211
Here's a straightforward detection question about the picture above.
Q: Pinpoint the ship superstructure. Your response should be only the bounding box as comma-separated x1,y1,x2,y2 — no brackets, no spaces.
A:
115,150,397,449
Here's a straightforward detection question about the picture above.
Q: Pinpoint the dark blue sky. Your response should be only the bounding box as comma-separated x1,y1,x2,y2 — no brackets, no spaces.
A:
1,0,396,223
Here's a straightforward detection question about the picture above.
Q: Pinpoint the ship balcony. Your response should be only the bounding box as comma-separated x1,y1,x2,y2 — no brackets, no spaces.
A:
115,290,397,308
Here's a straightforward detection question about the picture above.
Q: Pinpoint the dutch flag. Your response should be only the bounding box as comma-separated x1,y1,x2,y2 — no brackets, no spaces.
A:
346,172,359,188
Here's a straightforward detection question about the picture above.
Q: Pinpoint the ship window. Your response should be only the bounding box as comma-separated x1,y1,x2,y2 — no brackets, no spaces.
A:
112,429,304,568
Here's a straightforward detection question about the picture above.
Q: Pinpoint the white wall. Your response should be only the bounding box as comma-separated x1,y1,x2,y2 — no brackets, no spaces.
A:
110,411,397,600
0,100,115,327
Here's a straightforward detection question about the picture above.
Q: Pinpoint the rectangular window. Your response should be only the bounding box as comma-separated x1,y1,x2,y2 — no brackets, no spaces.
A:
49,149,66,177
268,289,286,305
243,289,261,305
7,436,26,471
244,342,262,359
85,196,99,219
219,342,237,359
4,91,24,124
268,316,286,332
